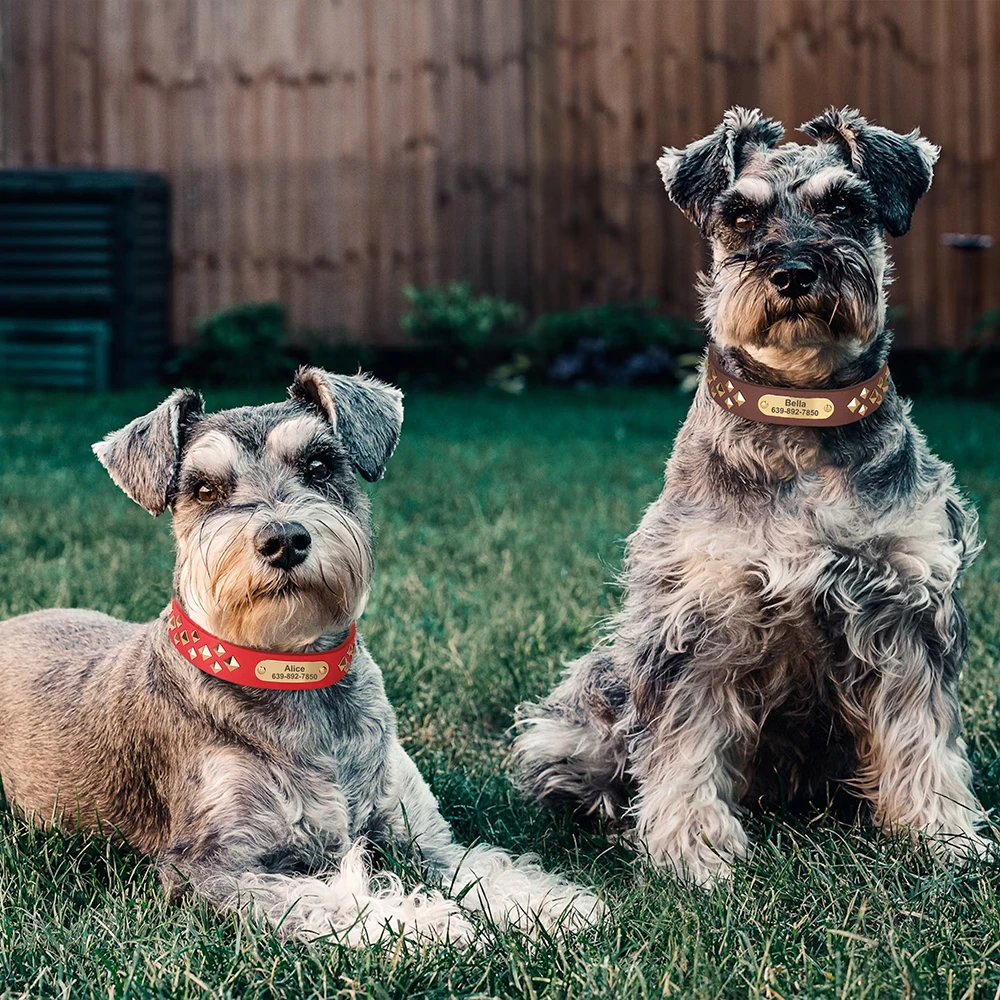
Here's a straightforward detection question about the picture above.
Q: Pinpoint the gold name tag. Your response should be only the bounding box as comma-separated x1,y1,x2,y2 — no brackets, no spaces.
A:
757,394,835,420
255,660,330,683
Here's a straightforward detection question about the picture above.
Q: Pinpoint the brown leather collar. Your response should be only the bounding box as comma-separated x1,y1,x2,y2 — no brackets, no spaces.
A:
705,347,891,427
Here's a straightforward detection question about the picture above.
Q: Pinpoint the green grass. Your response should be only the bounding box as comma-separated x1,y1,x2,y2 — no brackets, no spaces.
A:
1,385,999,999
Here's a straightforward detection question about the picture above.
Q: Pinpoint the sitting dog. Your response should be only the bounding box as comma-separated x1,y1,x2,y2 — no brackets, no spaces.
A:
515,107,989,886
0,368,600,942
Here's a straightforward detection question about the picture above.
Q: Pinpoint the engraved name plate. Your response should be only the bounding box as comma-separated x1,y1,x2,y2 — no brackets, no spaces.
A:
757,395,835,420
255,660,330,683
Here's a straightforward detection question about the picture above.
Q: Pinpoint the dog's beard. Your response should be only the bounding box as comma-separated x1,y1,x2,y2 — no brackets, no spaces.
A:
175,504,373,651
703,242,885,357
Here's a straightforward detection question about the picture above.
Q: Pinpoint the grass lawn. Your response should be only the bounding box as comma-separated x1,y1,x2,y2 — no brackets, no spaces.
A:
1,384,999,999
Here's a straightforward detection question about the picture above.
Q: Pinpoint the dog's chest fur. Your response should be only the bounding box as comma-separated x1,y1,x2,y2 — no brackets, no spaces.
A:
618,394,962,797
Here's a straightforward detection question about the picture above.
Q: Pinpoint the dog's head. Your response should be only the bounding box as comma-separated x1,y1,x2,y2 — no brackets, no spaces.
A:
658,107,938,373
93,370,403,650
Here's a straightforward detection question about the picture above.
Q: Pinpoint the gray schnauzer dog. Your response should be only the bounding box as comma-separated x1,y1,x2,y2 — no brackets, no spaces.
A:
0,369,600,943
515,107,989,886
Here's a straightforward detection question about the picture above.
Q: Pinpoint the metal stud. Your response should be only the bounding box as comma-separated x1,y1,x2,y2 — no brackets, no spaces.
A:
726,397,734,408
215,644,226,656
847,398,859,412
860,387,868,398
726,380,734,391
189,648,198,660
200,645,212,660
859,404,868,416
212,662,222,673
735,391,745,405
180,630,188,644
226,656,240,670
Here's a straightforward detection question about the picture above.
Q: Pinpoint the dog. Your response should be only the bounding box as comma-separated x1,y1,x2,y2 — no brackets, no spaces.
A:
514,107,989,886
0,368,601,943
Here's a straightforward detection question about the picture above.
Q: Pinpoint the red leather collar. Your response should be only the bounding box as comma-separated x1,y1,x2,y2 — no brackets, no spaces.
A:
168,598,356,690
706,347,891,427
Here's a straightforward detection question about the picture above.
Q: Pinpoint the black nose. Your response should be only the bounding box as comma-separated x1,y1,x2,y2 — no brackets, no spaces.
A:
769,260,818,299
255,521,311,570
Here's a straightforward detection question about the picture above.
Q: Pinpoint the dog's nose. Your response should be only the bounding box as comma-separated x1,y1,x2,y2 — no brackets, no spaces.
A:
769,261,818,299
255,521,311,570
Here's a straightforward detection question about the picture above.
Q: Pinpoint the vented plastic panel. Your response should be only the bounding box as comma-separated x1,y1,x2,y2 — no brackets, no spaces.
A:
0,318,111,390
0,170,170,389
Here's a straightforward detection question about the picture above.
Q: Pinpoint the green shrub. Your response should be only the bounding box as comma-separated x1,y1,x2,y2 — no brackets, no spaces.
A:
525,299,702,363
167,302,296,386
401,282,526,378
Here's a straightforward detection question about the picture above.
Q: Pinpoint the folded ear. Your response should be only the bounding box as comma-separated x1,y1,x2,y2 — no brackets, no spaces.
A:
657,107,784,231
290,368,403,482
92,388,204,515
800,107,939,237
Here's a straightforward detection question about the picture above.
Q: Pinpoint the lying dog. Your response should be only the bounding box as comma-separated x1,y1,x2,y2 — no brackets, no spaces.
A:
0,369,600,941
515,107,989,885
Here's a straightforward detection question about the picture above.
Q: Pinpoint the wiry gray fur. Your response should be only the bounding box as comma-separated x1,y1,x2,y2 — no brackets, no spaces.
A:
515,108,988,886
0,370,602,944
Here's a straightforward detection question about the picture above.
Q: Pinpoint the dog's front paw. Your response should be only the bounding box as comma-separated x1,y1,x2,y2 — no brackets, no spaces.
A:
497,874,606,935
237,844,475,946
922,827,996,867
641,811,749,889
448,845,605,936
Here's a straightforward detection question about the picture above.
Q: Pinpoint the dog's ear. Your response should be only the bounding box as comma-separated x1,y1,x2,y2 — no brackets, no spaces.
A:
657,107,784,231
800,107,939,237
290,368,403,482
92,388,204,516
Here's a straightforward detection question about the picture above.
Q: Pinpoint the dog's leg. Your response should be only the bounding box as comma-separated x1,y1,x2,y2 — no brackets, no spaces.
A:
628,678,750,887
160,752,472,945
160,844,472,946
845,619,988,860
831,523,989,861
383,745,604,935
513,650,630,820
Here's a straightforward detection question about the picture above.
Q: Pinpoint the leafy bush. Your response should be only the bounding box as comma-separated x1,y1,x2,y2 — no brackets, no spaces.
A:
523,300,703,386
402,282,526,380
167,302,296,386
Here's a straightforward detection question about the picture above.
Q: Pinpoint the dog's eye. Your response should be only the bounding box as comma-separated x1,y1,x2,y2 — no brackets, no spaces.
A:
195,483,221,504
305,458,330,480
733,213,757,233
819,199,856,221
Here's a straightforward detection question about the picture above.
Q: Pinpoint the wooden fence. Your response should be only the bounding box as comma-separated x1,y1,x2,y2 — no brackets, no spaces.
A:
1,0,998,348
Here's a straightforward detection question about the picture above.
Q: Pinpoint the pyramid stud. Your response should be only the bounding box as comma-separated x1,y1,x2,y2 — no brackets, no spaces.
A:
212,662,222,673
860,387,868,398
199,645,212,660
214,644,226,656
180,630,189,644
735,391,745,405
226,656,240,670
726,397,734,408
859,404,868,415
189,648,198,660
191,630,199,642
847,397,859,412
173,634,181,645
726,380,734,391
